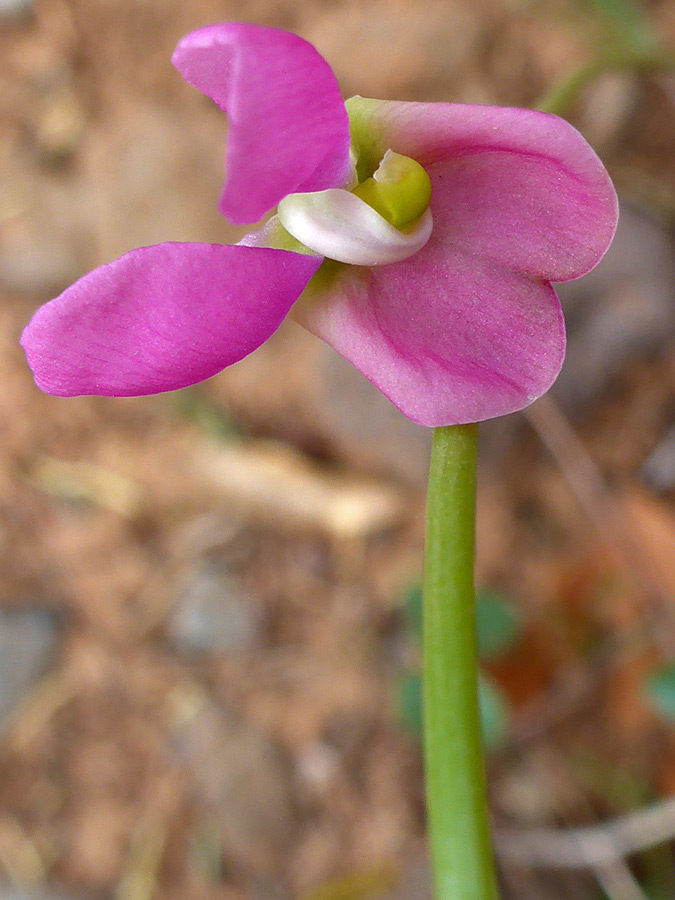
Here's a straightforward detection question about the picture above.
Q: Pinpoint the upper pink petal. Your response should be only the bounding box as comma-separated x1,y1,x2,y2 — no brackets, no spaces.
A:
348,98,618,281
295,235,565,427
173,23,352,224
22,243,322,397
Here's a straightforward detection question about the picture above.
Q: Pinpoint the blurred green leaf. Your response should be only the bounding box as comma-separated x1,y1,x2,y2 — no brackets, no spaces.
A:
299,865,396,900
397,671,510,749
571,750,653,809
401,582,423,639
478,674,511,749
401,583,521,661
475,590,522,660
585,0,657,52
642,843,675,900
644,662,675,722
171,387,241,440
398,672,423,739
189,823,224,882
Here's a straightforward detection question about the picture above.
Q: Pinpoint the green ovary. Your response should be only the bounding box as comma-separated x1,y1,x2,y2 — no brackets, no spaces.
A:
351,150,432,230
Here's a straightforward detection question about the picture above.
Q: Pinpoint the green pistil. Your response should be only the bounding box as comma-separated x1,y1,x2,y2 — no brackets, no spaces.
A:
352,150,432,230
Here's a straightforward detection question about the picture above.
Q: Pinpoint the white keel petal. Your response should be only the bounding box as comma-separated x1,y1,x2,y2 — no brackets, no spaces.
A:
278,189,432,266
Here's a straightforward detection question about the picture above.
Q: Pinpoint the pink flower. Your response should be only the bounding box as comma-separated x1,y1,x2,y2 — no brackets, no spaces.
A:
21,23,618,426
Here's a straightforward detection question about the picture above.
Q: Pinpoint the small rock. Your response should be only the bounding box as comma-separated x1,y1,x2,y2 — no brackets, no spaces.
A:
169,561,261,655
295,741,341,802
0,607,60,727
0,890,80,900
0,0,34,24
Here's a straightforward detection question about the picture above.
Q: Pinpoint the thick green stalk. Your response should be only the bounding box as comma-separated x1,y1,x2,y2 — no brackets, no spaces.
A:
423,424,499,900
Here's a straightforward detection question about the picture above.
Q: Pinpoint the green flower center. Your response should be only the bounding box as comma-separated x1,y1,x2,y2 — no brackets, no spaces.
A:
351,150,432,230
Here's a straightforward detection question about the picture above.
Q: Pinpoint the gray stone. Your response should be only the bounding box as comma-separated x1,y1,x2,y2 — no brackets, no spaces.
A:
168,561,261,655
0,890,79,900
0,607,60,726
0,0,33,23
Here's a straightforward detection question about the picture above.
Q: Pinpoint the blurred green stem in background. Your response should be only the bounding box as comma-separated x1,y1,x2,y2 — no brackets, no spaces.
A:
585,0,658,54
537,48,675,116
423,425,499,900
538,0,675,117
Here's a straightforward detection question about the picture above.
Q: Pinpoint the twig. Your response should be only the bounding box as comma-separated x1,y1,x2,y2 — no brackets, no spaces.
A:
5,668,77,752
496,794,675,868
0,816,47,886
595,859,651,900
525,394,675,655
504,393,672,745
114,817,167,900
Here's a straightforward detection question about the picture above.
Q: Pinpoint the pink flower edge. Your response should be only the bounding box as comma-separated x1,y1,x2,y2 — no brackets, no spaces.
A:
173,23,352,225
20,24,619,427
21,243,321,396
291,98,618,425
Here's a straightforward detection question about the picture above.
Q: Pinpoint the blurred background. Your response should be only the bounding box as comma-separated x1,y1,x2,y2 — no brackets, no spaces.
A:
1,1,675,899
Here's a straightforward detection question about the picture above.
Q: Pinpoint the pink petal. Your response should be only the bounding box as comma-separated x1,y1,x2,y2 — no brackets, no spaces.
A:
22,243,322,397
348,98,618,281
173,24,352,224
295,233,565,427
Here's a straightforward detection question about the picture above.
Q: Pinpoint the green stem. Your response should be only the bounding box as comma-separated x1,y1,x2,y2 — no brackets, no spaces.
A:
423,425,498,900
536,48,675,116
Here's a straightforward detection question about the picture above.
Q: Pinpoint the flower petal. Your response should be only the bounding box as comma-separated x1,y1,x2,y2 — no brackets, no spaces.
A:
295,233,565,427
173,24,352,224
278,189,433,265
22,243,322,397
347,97,618,281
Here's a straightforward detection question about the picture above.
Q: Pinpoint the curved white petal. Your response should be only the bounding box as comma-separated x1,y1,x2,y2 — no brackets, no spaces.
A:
277,189,433,266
